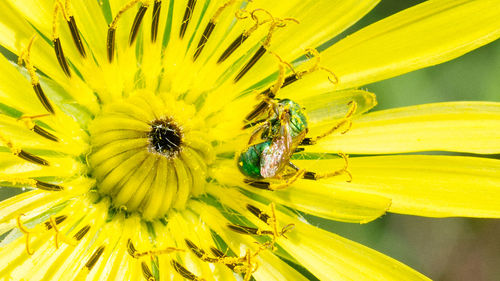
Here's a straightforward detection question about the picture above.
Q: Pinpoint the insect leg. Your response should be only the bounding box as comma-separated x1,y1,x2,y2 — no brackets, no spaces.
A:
301,101,358,145
301,153,352,182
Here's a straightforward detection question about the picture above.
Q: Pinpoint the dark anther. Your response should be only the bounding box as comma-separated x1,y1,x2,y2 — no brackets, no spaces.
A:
35,180,63,191
67,16,86,57
18,150,49,166
180,0,197,39
127,239,137,257
246,204,271,223
193,21,216,61
217,33,249,64
129,5,148,45
243,178,271,190
171,260,198,281
245,101,269,122
142,262,156,281
107,27,116,62
53,38,72,77
234,45,266,83
303,171,316,180
44,215,67,230
73,225,91,241
85,246,105,270
33,83,55,114
33,125,59,142
151,1,162,42
300,137,315,145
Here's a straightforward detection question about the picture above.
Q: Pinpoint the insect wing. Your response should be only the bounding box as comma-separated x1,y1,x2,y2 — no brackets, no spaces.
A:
260,121,294,178
260,136,288,178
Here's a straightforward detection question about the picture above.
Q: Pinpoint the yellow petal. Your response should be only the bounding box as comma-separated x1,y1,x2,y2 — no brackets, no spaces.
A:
281,215,431,281
211,162,391,223
308,102,500,154
317,0,500,90
296,155,500,218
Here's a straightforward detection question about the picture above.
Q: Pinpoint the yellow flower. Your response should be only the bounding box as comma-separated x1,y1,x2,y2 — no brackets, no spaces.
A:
0,0,499,280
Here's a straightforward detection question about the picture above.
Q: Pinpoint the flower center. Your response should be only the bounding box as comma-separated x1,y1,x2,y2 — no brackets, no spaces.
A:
88,90,214,219
148,118,183,158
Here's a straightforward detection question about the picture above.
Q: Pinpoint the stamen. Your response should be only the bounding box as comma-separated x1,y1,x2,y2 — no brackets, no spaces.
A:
193,0,235,61
67,16,87,57
243,170,304,191
185,239,219,263
73,225,91,241
302,101,358,145
35,180,64,191
193,22,215,61
151,0,162,42
179,0,197,39
18,36,55,114
246,204,271,224
233,45,266,83
44,215,67,230
17,214,34,255
142,262,156,281
226,224,273,236
17,150,49,166
52,2,72,77
19,114,59,142
33,84,55,115
107,0,142,62
217,33,248,64
0,176,63,191
106,28,116,63
49,216,62,249
33,125,60,142
85,246,105,271
127,239,183,258
0,133,50,166
233,13,298,83
209,247,237,270
129,4,149,45
171,260,205,281
303,153,352,182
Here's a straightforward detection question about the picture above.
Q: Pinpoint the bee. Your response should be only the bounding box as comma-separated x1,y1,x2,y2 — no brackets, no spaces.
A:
237,52,355,190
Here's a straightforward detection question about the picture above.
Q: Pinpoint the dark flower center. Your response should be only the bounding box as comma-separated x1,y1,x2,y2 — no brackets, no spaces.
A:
148,118,183,158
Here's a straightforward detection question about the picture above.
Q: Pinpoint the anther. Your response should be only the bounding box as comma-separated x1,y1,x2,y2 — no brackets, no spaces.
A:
85,246,105,271
171,260,205,281
151,0,162,42
53,2,72,77
193,0,235,61
185,239,219,263
129,4,149,45
142,262,156,281
18,36,56,114
33,125,60,142
35,180,64,191
19,114,59,142
107,0,142,62
180,0,197,39
73,225,91,241
67,16,86,57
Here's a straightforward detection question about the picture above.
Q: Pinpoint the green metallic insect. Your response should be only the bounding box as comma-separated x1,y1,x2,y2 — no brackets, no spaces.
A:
237,98,352,190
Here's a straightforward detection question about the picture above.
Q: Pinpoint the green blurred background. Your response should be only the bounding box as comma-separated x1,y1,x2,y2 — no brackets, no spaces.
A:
310,1,500,281
1,1,498,280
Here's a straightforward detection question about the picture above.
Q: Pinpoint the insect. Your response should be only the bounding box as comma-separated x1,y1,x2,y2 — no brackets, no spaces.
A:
237,54,355,190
